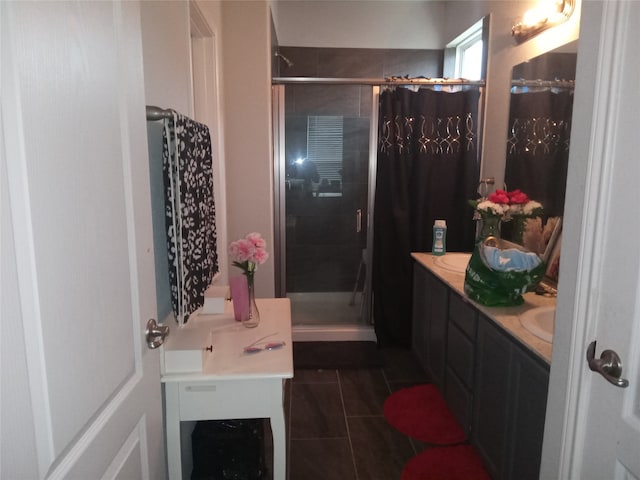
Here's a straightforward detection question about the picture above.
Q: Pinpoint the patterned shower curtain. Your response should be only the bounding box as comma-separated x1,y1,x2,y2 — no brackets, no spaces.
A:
373,87,481,347
504,89,573,218
162,113,219,324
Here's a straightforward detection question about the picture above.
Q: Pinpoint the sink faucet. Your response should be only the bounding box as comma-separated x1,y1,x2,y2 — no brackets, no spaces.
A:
535,281,557,297
477,177,495,200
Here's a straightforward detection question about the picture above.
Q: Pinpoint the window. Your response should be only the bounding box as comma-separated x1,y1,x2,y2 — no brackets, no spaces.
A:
447,18,485,80
306,116,343,196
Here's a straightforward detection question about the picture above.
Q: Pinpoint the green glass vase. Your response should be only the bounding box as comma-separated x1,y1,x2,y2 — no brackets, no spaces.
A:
478,215,501,242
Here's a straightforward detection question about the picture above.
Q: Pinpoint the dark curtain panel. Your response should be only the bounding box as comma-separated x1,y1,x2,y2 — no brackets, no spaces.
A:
504,90,573,218
373,87,480,347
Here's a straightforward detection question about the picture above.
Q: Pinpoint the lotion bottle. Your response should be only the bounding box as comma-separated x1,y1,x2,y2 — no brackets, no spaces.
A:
432,220,447,256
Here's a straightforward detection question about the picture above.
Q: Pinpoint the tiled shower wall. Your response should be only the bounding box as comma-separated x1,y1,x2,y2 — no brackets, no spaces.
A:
278,47,443,292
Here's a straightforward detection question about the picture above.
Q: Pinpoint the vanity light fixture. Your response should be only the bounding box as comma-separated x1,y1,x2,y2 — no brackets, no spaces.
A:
512,0,575,44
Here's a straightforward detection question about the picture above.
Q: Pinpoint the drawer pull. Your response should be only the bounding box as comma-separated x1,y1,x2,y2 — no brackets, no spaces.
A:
185,385,217,392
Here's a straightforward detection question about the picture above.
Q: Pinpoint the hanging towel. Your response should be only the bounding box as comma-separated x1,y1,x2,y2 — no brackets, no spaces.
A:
162,112,219,324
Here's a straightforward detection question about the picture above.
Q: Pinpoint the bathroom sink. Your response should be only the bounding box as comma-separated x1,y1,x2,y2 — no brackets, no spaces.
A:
519,306,555,343
434,253,472,274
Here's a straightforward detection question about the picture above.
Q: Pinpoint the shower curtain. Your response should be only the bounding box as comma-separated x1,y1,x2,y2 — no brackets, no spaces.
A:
373,87,480,347
504,89,573,218
163,112,219,324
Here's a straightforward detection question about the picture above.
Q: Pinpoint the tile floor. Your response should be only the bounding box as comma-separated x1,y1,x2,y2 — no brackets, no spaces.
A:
283,347,432,480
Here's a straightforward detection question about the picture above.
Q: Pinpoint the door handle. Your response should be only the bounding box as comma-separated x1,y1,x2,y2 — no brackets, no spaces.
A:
146,318,169,349
356,209,362,233
586,341,629,388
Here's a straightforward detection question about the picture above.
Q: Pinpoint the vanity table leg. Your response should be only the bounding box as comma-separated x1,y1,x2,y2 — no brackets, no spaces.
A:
164,383,183,480
271,406,287,479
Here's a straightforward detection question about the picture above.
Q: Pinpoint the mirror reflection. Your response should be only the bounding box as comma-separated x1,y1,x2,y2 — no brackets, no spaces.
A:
285,114,345,198
502,41,577,256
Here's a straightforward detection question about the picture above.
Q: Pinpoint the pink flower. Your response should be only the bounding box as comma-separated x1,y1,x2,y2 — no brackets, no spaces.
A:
253,248,269,264
229,238,255,262
228,241,240,259
229,233,269,272
246,232,266,249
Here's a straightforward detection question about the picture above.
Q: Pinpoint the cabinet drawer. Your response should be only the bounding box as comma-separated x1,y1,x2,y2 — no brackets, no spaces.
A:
449,293,477,338
178,379,282,421
445,366,472,435
447,323,475,388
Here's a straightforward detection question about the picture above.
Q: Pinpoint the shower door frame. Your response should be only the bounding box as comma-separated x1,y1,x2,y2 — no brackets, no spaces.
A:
272,83,380,326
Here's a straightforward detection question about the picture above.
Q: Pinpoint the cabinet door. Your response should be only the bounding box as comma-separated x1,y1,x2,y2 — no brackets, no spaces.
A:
507,346,549,480
447,294,477,389
473,317,513,479
445,294,478,434
412,265,429,370
411,264,448,389
445,324,474,433
445,364,473,435
425,270,448,389
473,315,550,480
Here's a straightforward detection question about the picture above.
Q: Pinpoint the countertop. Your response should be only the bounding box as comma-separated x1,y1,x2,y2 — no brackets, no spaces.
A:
161,298,294,382
412,252,555,364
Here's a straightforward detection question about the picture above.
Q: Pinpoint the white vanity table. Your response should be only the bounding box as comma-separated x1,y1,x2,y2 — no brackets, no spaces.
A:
161,298,293,479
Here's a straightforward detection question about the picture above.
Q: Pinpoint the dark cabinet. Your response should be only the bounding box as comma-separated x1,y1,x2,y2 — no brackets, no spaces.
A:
411,262,550,480
412,263,448,389
473,315,549,480
445,293,477,435
411,265,429,370
506,341,549,480
473,316,513,478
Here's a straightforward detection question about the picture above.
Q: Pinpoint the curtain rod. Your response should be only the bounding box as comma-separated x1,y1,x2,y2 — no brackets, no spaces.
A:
511,79,575,88
146,105,174,121
272,77,485,86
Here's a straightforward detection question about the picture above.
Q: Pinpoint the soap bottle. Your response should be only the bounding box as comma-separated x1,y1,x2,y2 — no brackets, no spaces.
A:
432,220,447,256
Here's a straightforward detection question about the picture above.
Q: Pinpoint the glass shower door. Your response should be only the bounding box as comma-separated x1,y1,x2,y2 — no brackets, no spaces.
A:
273,83,374,326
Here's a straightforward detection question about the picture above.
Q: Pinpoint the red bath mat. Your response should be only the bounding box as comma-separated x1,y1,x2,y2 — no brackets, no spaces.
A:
383,384,466,445
401,445,491,480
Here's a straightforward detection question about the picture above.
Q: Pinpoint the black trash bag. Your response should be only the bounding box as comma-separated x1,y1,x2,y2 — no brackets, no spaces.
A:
464,239,546,307
191,419,266,480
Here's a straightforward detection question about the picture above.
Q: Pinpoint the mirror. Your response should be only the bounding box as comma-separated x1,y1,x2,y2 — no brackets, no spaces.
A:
502,41,577,258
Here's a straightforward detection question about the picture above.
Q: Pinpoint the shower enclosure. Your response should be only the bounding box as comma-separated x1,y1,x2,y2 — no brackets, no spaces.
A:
273,78,484,342
272,83,378,340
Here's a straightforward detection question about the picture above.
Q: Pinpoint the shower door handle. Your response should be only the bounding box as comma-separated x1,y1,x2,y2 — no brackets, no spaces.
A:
356,209,362,233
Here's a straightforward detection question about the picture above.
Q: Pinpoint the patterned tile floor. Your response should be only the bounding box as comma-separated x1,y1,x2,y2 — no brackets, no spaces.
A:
283,347,431,480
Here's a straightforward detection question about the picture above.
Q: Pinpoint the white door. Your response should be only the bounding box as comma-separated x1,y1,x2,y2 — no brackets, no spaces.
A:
1,2,166,479
549,1,640,478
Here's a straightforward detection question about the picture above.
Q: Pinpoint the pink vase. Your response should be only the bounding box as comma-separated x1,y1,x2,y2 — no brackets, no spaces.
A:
230,274,261,328
230,275,249,322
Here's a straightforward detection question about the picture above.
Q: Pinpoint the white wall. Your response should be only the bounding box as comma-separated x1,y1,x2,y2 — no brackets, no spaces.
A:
191,1,229,288
220,1,276,297
272,0,447,48
141,1,193,115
